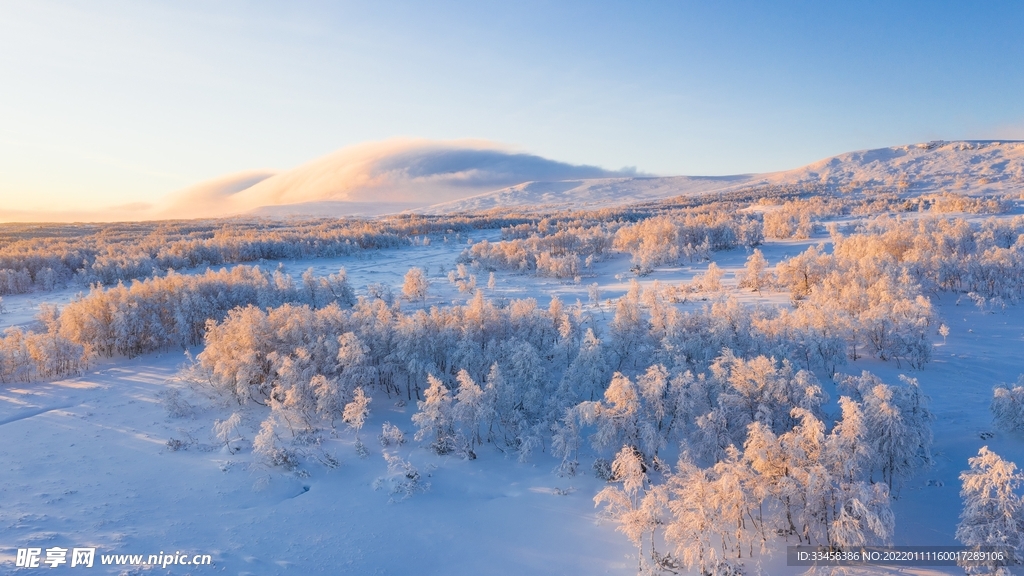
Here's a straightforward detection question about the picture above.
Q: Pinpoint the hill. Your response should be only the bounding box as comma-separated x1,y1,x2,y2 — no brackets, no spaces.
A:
424,140,1024,213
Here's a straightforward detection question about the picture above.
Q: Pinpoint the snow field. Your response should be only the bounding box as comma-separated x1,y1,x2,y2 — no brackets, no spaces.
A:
4,208,1024,575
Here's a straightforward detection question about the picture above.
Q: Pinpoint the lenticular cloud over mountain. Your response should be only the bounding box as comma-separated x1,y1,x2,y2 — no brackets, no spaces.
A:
157,139,632,219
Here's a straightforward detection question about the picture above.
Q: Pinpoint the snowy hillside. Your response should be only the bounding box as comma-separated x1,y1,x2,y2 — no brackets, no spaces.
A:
5,140,1020,223
424,140,1024,214
421,175,759,214
181,139,1024,218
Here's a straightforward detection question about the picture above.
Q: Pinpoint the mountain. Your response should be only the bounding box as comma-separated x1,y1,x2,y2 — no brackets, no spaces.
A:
423,140,1024,214
6,139,1022,223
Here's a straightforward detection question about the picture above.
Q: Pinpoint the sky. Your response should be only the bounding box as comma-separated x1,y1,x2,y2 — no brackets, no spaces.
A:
1,0,1023,213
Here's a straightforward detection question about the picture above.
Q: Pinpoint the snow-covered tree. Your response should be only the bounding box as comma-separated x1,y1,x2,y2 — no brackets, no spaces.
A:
609,281,652,370
992,376,1024,433
253,416,298,469
412,374,456,454
636,364,672,455
342,387,372,440
377,453,428,501
825,396,873,483
697,262,725,292
213,412,242,451
586,373,642,455
737,249,771,292
557,328,610,403
664,456,725,576
830,481,894,549
551,407,583,476
402,267,429,303
713,351,827,439
956,447,1024,575
693,407,732,464
842,371,933,490
378,421,405,447
452,369,491,450
595,445,662,573
311,374,342,425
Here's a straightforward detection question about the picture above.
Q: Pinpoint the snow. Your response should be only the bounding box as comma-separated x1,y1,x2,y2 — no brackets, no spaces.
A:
421,175,759,214
424,141,1024,214
0,355,629,575
5,141,1024,575
4,231,1023,575
7,139,1022,224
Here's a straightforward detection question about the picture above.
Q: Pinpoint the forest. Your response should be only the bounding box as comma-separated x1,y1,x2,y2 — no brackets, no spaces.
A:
3,187,1024,575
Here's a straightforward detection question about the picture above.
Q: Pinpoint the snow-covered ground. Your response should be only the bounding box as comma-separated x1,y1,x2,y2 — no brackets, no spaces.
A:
3,220,1024,575
0,354,629,575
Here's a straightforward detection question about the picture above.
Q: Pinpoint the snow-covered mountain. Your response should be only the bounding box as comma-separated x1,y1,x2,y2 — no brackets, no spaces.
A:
227,139,1024,218
9,140,1021,222
423,140,1024,214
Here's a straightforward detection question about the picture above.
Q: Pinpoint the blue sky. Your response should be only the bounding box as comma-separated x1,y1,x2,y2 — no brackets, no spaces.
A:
1,1,1022,211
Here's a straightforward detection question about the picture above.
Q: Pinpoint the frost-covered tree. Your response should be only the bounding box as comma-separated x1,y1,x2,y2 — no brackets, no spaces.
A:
412,374,456,454
825,396,873,484
378,421,405,447
956,447,1024,575
992,376,1024,433
551,407,583,476
636,364,672,455
377,453,428,501
253,416,298,469
609,281,652,370
842,371,933,490
665,456,721,576
213,412,242,451
336,331,371,391
737,249,771,293
342,387,372,441
830,481,894,549
452,369,491,450
595,445,662,573
311,374,342,426
712,351,827,439
697,262,725,292
494,339,546,426
584,372,642,455
557,328,610,403
689,407,730,464
402,267,429,303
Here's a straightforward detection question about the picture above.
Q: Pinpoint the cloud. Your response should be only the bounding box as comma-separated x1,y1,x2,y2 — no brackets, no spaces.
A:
155,170,278,219
0,139,637,222
373,146,619,186
155,138,634,218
